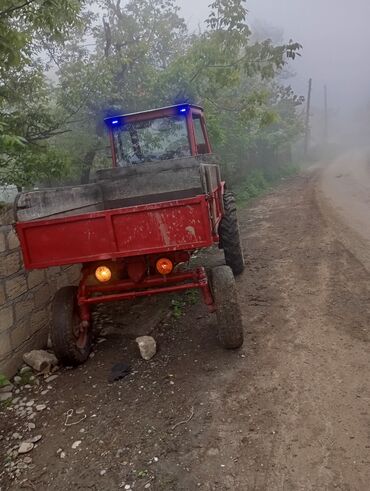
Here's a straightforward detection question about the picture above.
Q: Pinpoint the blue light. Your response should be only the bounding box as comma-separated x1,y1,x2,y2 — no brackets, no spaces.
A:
111,119,119,125
179,108,187,113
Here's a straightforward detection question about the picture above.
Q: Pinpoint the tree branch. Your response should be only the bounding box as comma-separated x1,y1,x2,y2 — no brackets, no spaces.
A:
0,0,37,18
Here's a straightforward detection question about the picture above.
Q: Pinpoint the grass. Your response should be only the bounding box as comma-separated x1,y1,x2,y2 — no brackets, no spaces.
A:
234,163,300,206
171,289,200,319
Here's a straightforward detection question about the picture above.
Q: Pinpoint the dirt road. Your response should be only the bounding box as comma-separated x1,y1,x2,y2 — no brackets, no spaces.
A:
2,170,370,490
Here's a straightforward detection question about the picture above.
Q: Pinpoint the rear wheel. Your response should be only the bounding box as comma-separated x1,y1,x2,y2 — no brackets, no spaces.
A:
51,286,92,366
211,265,244,349
219,191,245,276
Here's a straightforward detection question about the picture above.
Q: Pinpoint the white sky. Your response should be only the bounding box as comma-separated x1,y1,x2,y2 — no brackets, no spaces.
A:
178,0,370,120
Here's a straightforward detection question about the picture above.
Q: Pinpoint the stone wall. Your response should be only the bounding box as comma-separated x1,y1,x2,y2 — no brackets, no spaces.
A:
0,206,80,377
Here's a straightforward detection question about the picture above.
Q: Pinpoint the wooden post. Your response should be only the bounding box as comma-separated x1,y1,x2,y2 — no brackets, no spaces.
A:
304,78,312,156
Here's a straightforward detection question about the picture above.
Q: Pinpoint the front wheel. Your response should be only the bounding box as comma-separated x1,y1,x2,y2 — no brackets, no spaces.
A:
51,286,92,366
211,266,244,349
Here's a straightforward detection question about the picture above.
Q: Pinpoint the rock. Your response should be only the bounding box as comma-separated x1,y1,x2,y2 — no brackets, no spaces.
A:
26,400,34,407
0,392,12,402
13,376,21,385
0,383,13,393
18,442,34,454
45,375,58,383
72,440,82,449
35,404,47,412
20,366,32,375
60,451,66,459
75,408,85,415
27,423,36,431
23,457,32,464
100,470,107,476
28,435,42,444
23,350,58,372
12,432,22,440
136,336,157,361
41,390,48,396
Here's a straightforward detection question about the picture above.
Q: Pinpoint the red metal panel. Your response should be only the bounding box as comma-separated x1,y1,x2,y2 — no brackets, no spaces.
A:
16,196,214,270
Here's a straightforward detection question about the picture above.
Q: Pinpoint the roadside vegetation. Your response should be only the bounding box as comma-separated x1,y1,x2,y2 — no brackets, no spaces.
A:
0,0,304,189
235,163,300,205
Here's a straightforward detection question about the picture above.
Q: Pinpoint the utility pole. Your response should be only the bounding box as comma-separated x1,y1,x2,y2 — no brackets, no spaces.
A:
304,78,312,156
324,84,328,143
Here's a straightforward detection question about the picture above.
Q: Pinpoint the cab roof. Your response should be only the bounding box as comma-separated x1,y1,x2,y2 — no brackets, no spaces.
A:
104,104,204,127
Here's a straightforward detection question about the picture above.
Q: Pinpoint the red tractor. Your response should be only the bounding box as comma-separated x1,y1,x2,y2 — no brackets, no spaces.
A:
15,104,245,365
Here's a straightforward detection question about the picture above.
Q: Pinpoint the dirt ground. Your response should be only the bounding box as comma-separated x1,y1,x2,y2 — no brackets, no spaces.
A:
2,170,370,490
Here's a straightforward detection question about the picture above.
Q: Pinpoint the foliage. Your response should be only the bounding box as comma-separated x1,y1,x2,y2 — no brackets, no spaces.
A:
235,164,300,205
0,0,305,188
0,0,86,187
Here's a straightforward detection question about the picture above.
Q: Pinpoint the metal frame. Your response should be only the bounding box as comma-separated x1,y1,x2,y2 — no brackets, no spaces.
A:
77,265,215,326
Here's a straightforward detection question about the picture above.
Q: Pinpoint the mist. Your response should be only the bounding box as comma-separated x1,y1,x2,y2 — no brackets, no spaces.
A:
179,0,370,146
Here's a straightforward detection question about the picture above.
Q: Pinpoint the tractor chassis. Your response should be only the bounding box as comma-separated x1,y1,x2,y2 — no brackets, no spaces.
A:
77,264,216,333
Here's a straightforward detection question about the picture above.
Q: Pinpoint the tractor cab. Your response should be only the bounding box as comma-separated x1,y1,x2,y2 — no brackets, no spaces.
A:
104,104,212,167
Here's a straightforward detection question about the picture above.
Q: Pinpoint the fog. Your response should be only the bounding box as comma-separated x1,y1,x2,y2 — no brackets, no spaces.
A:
179,0,370,144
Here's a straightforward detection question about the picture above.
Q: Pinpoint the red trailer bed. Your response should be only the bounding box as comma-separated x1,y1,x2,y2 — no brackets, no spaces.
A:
16,194,215,270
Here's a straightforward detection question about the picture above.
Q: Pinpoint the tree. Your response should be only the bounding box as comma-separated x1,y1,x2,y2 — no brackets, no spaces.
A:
0,0,86,187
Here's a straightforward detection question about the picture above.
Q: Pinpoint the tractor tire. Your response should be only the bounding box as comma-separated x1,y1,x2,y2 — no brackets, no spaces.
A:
219,191,245,276
211,265,244,349
51,286,92,366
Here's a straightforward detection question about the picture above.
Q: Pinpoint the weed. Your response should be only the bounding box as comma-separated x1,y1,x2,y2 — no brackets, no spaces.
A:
0,373,9,388
137,469,149,479
171,298,186,319
171,289,200,319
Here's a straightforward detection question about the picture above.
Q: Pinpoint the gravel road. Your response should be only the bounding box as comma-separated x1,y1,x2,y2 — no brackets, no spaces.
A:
2,169,370,490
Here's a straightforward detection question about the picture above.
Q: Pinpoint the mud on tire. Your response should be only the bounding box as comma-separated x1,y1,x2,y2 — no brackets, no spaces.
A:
51,286,92,366
211,265,244,349
219,191,245,276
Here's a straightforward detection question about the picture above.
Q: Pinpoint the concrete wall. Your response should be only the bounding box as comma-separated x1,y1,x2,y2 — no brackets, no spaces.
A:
0,206,80,377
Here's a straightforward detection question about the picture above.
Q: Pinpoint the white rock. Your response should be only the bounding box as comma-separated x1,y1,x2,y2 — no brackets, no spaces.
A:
100,470,107,476
23,350,58,373
27,423,36,431
20,366,32,375
72,440,82,449
28,434,42,444
35,404,47,412
0,383,13,393
18,442,34,454
60,451,66,459
23,456,32,464
0,392,12,401
45,374,58,383
136,336,157,361
13,376,22,385
26,400,34,407
12,432,22,440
